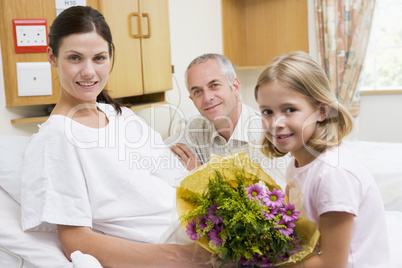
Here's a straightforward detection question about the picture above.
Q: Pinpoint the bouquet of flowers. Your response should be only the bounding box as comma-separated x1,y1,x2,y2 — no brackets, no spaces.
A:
176,153,319,267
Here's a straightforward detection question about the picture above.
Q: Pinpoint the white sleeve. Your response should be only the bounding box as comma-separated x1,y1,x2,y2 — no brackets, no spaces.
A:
21,122,92,232
314,167,361,217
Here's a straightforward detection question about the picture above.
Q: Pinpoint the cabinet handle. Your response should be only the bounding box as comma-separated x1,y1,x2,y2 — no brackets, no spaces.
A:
129,12,142,38
142,13,151,38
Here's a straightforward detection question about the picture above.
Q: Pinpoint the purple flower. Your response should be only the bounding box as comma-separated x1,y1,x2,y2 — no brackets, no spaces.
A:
263,188,285,209
239,258,254,266
262,207,279,220
245,184,264,200
197,215,208,231
209,225,223,246
282,203,300,222
279,256,290,261
274,219,296,236
207,203,222,225
291,236,302,245
186,219,198,240
254,255,275,267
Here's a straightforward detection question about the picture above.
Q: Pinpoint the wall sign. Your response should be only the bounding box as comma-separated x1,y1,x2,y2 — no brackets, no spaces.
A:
55,0,87,16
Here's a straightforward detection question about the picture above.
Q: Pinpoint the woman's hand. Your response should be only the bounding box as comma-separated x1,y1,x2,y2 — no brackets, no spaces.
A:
174,242,213,266
57,225,212,267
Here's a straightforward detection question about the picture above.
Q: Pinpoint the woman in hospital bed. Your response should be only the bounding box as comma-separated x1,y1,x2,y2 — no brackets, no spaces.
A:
20,6,210,267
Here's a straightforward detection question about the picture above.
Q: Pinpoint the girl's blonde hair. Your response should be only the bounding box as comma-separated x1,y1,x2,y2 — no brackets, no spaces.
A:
254,51,354,158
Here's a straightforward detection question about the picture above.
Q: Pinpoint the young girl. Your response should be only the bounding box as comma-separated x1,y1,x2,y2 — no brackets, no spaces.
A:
255,51,390,267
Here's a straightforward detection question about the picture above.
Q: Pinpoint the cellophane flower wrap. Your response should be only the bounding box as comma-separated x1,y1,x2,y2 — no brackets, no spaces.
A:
176,153,320,267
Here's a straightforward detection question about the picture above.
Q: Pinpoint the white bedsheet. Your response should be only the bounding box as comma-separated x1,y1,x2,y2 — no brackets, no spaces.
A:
0,186,105,268
0,186,73,268
386,211,402,268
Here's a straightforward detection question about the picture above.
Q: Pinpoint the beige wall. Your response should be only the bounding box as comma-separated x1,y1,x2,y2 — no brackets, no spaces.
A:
1,0,401,142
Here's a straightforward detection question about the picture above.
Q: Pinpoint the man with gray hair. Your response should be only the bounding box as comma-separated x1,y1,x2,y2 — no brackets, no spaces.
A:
165,53,264,171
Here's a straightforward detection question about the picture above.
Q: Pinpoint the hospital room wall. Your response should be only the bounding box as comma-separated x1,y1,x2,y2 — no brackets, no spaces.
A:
0,0,401,142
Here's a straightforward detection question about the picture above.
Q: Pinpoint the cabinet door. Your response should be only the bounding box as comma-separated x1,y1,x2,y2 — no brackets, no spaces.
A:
140,0,172,94
99,0,143,98
222,0,308,68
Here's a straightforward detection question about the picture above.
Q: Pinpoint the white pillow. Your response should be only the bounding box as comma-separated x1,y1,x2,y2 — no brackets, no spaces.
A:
0,135,30,203
0,186,73,268
344,140,402,212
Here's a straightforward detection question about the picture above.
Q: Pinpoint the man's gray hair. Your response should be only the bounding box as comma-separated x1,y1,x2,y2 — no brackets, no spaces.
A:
184,53,237,89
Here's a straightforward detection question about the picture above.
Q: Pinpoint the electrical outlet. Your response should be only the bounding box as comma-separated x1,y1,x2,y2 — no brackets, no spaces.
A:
16,25,47,46
13,19,48,53
16,62,52,96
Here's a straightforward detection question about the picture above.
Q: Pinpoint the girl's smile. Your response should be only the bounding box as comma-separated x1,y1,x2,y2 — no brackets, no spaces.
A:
272,132,294,143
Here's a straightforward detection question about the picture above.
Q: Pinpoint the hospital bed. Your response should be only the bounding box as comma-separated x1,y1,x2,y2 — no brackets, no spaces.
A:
1,135,401,267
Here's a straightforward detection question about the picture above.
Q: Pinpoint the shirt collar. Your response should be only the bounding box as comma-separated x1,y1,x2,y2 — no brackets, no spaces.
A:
210,103,261,143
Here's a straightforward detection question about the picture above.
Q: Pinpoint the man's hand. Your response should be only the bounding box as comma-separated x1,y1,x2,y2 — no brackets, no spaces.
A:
170,143,201,171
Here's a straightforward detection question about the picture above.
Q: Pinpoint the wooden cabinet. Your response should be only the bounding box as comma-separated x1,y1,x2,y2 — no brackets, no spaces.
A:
221,0,309,69
0,0,172,109
99,0,172,98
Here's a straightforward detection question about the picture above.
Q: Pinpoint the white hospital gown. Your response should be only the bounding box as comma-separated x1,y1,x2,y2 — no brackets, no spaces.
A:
21,103,187,244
